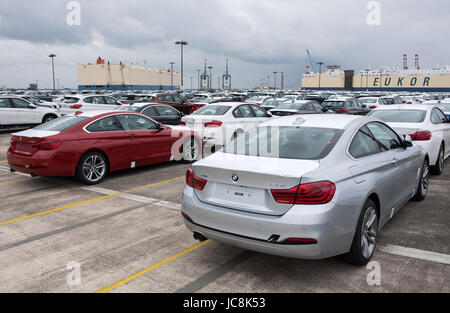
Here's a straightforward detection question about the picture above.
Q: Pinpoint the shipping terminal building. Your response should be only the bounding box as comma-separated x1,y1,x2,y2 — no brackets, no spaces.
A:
77,59,180,91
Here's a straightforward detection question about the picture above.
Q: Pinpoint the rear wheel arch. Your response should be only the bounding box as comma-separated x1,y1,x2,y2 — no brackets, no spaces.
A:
77,149,110,173
367,193,381,224
42,114,58,123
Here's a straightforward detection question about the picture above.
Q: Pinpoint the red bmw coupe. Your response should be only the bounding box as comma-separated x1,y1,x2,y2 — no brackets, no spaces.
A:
7,111,202,184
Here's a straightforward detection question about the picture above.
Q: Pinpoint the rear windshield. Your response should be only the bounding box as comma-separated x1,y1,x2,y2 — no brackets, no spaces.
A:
359,98,377,104
323,101,345,107
192,105,231,115
369,109,426,123
33,116,89,131
62,97,79,103
274,102,305,110
223,126,342,160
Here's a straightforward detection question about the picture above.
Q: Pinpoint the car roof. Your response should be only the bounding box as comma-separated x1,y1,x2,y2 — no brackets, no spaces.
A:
371,104,432,111
261,114,363,129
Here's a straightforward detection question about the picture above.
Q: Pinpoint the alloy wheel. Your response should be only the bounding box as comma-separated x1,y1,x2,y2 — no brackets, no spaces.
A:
361,206,378,259
82,155,106,182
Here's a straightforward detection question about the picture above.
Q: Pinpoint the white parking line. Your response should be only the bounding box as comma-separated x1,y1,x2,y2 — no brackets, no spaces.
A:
378,244,450,265
81,186,181,211
0,165,31,177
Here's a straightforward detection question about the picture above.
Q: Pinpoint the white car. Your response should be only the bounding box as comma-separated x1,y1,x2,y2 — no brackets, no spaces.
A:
60,94,123,115
369,105,450,175
0,96,60,127
358,97,388,108
181,102,271,147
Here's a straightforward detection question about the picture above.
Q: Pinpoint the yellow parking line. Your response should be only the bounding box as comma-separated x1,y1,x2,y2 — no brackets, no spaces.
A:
0,176,182,227
0,177,30,185
96,240,211,293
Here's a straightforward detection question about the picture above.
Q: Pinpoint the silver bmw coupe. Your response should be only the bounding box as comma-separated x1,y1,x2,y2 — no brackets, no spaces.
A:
182,114,429,265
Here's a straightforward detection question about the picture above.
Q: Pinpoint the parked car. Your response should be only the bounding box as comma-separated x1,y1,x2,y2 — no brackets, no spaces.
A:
437,102,450,120
117,103,184,125
60,95,123,115
269,100,328,116
152,94,193,114
260,99,284,111
0,96,60,127
358,97,388,108
20,95,59,110
368,105,450,175
322,98,371,115
7,111,202,184
182,114,429,265
181,102,271,147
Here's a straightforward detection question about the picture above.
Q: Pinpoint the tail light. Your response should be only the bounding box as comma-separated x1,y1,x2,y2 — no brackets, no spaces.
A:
283,238,317,245
186,168,207,190
369,105,377,109
69,104,83,109
271,181,336,204
406,101,413,104
122,101,127,104
204,120,222,128
179,121,186,126
410,131,432,141
337,108,349,113
35,139,62,150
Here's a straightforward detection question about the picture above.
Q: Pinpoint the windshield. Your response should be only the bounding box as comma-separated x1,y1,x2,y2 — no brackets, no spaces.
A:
359,98,377,104
33,116,89,131
369,109,427,123
223,126,342,160
273,102,305,110
323,101,345,107
192,105,231,115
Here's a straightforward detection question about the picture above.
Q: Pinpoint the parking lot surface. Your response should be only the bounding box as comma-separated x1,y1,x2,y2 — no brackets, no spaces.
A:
0,132,448,293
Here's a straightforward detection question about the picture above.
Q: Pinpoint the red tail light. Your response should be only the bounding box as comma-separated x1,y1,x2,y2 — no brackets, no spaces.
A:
36,139,62,150
186,168,207,190
283,238,318,245
69,104,83,109
179,121,186,126
406,101,413,104
337,108,349,113
369,105,377,109
271,181,336,204
204,120,222,128
410,131,432,141
122,101,127,104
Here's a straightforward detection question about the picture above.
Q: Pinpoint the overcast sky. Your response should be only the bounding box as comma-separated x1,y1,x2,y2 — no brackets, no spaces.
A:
0,0,449,89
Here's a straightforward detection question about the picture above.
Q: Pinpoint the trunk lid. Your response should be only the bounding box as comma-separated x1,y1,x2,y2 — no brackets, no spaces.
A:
10,130,60,156
192,152,320,216
386,123,420,137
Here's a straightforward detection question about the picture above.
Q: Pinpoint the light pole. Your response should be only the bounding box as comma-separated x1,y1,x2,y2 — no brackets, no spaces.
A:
197,70,200,90
190,76,193,90
316,62,324,90
49,54,56,91
273,72,278,89
208,66,213,90
280,72,284,90
169,62,175,90
175,41,188,90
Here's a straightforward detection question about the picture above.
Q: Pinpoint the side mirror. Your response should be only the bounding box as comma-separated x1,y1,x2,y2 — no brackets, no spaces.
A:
321,107,328,112
402,135,413,148
156,123,165,131
361,104,367,108
266,112,273,117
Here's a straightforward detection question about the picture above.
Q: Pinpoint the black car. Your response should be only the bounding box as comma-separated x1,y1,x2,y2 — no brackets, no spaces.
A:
269,100,329,116
118,103,184,125
321,98,371,115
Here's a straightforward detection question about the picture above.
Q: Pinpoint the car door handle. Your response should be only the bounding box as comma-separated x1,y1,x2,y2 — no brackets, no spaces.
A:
391,158,399,165
129,134,136,138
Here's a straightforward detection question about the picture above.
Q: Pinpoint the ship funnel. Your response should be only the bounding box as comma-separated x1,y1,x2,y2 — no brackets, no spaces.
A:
403,54,408,70
415,54,420,70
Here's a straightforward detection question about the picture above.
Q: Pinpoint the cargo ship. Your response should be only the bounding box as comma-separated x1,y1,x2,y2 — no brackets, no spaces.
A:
301,55,450,92
78,58,180,91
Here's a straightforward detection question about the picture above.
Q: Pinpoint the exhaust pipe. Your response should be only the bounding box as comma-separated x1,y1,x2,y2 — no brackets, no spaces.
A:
193,232,208,242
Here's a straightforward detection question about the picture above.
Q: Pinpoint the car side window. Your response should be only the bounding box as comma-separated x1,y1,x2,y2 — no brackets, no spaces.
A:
142,106,158,117
431,109,445,124
0,98,12,108
11,98,31,108
105,96,119,105
233,107,242,118
435,108,447,122
250,105,267,117
349,126,382,158
86,116,123,132
366,122,402,150
238,105,254,118
84,97,93,104
173,95,183,103
155,106,178,116
162,95,172,102
116,114,158,131
312,103,323,111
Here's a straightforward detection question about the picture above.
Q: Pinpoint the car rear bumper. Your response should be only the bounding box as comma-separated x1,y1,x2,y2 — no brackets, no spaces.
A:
7,148,75,177
181,186,357,259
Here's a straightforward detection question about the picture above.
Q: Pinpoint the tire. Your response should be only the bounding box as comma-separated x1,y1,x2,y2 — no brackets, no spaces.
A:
412,158,429,201
430,144,444,175
42,114,57,124
345,199,378,266
76,151,108,185
181,137,201,163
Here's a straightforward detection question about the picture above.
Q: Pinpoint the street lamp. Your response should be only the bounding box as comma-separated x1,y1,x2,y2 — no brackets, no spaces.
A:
316,62,324,90
197,70,200,90
49,54,56,91
273,72,278,89
175,41,188,90
169,62,175,90
208,66,213,90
